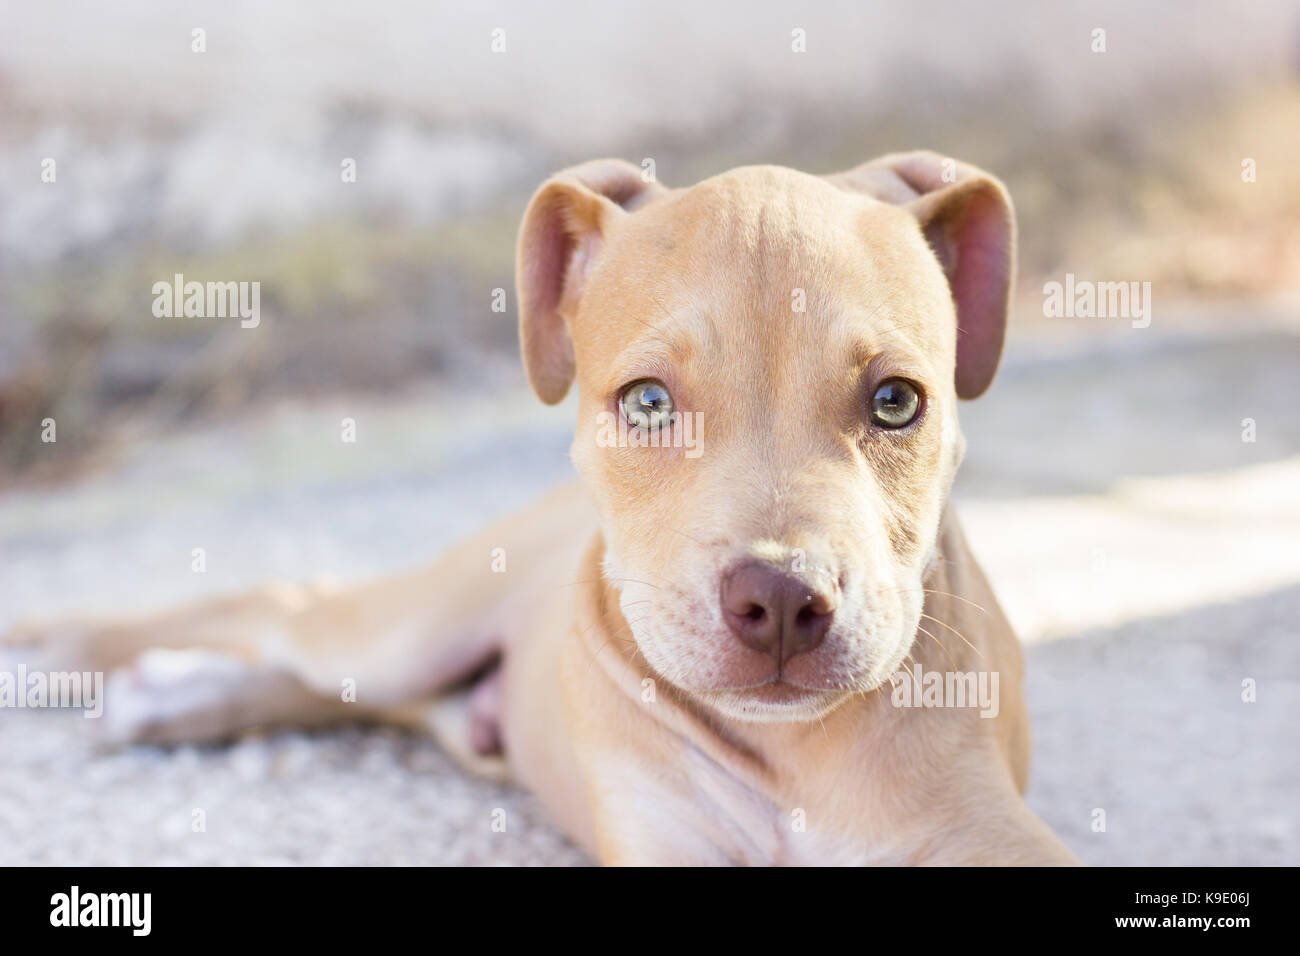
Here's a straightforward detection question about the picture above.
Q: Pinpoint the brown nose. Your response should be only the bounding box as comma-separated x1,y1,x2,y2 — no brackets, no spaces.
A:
721,563,838,663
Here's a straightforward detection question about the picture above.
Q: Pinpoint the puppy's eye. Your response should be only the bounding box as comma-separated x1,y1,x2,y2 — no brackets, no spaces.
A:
870,379,922,429
620,379,676,429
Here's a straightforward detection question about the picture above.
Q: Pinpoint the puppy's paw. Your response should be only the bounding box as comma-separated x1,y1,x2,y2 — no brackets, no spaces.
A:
0,619,84,674
99,648,257,746
1,617,81,653
1,616,129,674
1,619,43,647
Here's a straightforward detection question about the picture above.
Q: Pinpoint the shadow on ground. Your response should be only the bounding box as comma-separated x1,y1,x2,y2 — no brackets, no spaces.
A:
1027,583,1299,865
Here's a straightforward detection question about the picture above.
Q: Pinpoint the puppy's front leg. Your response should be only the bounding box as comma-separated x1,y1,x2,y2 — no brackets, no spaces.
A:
3,572,506,748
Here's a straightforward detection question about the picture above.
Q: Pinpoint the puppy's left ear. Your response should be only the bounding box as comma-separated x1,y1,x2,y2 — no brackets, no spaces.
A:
828,151,1015,399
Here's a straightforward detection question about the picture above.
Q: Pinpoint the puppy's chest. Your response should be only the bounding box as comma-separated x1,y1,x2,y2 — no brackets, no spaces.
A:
672,744,902,866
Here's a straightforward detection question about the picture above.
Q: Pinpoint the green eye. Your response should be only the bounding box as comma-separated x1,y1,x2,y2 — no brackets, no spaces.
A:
870,379,922,428
620,380,675,429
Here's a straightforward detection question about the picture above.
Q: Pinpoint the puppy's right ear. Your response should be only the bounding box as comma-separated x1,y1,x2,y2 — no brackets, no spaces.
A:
516,159,664,404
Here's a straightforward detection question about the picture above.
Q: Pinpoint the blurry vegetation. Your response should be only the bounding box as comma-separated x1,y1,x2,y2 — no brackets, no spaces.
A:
0,210,521,481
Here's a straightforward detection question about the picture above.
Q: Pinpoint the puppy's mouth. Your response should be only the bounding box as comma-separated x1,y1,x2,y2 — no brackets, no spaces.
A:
698,680,846,723
734,677,815,700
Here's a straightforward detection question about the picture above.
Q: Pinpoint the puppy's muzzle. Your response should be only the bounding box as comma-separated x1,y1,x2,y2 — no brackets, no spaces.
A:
720,563,840,665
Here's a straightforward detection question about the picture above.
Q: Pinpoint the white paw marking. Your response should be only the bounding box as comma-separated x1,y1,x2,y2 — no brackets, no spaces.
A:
103,649,254,744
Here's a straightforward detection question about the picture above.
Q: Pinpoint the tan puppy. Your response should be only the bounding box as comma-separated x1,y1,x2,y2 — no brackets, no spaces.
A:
10,152,1078,865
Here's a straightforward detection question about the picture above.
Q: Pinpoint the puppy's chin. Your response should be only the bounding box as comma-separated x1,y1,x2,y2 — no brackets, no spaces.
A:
628,618,921,725
695,685,850,724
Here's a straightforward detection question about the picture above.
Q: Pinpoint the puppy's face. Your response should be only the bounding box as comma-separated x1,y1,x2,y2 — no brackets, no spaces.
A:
518,156,1012,723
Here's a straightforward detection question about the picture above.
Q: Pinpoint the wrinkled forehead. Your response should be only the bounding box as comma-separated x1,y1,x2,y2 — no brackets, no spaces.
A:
575,166,957,391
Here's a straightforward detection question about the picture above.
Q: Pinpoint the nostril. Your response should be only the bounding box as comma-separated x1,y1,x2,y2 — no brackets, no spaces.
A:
722,562,837,661
786,585,836,657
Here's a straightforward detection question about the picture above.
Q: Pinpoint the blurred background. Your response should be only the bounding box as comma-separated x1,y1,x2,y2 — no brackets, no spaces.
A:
0,0,1297,865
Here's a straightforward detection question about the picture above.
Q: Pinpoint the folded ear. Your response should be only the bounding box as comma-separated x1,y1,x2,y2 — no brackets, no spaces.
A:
827,150,1015,399
516,159,665,404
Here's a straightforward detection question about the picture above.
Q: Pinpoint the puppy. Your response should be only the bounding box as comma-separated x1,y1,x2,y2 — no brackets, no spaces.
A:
9,151,1078,865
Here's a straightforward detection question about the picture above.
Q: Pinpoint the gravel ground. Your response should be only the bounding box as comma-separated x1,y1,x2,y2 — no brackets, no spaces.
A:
1,318,1298,865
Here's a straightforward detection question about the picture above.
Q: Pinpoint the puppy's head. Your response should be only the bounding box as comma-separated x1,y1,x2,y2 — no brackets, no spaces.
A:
517,152,1014,723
